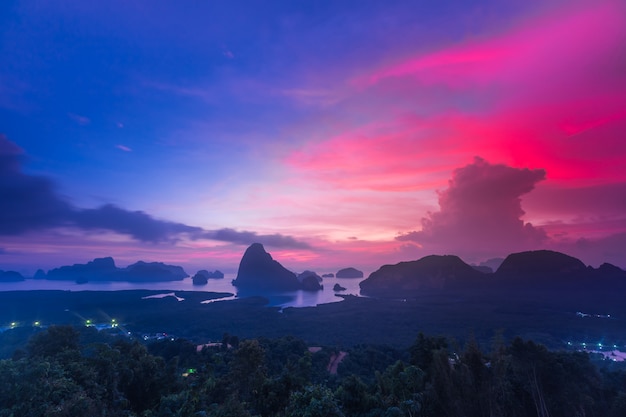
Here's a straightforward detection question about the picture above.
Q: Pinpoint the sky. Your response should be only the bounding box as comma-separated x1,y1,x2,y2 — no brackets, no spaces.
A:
1,0,625,275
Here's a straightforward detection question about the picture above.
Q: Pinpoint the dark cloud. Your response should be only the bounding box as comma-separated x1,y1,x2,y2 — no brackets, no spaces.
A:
397,157,547,258
70,208,313,248
0,135,72,234
203,228,311,249
0,136,310,249
73,204,203,242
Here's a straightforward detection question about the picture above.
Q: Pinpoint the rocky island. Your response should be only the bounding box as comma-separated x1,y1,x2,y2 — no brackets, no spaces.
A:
233,243,321,292
192,270,225,285
0,270,25,282
297,270,323,291
45,257,188,282
336,267,364,278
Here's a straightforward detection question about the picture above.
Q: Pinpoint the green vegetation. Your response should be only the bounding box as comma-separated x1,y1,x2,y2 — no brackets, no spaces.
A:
1,326,626,416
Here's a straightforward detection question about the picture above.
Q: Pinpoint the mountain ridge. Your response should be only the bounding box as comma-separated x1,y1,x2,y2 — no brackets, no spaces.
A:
360,249,626,297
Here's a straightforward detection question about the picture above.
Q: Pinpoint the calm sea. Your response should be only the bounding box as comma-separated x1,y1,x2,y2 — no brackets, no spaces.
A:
0,274,366,309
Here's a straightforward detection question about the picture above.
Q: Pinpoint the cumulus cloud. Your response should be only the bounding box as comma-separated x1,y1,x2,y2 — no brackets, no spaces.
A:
0,135,309,249
397,157,547,258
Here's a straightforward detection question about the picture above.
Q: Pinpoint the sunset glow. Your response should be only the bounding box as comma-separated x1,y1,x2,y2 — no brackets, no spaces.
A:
1,0,625,274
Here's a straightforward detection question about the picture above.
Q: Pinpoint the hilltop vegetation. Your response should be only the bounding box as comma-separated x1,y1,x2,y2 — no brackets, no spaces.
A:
1,325,626,416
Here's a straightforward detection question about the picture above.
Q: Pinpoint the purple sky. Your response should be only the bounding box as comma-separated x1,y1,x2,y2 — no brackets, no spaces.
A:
1,0,625,275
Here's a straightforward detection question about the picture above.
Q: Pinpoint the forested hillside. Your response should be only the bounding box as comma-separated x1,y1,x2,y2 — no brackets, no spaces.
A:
1,326,625,416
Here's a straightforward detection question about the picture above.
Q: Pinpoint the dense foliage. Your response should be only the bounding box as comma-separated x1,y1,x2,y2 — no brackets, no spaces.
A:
1,326,625,416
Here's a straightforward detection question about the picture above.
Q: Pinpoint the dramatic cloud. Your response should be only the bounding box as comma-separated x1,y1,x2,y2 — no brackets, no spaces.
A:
397,158,547,258
281,0,625,267
0,136,309,249
3,1,624,271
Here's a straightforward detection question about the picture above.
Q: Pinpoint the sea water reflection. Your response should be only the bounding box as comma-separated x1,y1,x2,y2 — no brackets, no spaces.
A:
0,274,366,308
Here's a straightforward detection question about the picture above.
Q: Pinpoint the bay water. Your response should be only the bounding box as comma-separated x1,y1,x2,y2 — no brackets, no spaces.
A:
0,274,366,308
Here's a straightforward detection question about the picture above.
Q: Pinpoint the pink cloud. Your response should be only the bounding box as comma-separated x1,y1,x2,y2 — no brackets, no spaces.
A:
286,119,465,192
358,0,626,96
287,0,626,181
425,106,626,185
397,158,547,261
